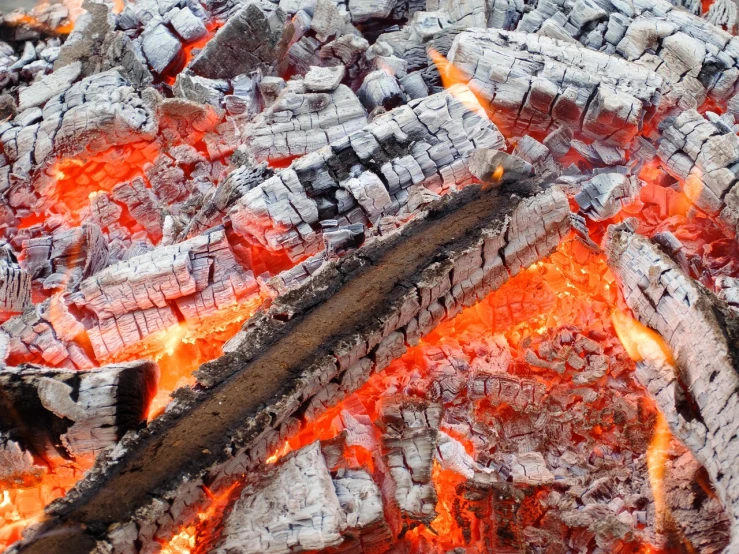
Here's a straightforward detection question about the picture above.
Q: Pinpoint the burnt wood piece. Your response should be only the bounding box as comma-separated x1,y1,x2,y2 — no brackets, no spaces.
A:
377,397,441,531
214,441,391,554
67,227,258,362
0,433,42,486
229,90,505,261
574,169,641,222
2,295,94,370
21,223,108,291
0,68,158,214
605,224,739,549
246,78,368,162
0,361,159,460
657,109,739,238
447,29,663,147
189,2,287,79
9,181,570,554
0,252,31,314
505,0,739,111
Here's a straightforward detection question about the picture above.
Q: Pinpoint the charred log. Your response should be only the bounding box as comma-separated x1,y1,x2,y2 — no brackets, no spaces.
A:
8,181,570,554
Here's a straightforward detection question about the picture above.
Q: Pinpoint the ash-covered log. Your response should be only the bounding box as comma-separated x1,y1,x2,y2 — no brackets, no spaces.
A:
447,29,663,146
605,222,739,548
0,361,158,461
7,180,570,554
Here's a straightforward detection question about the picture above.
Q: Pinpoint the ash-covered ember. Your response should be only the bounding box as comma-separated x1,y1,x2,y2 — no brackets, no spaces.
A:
0,0,738,550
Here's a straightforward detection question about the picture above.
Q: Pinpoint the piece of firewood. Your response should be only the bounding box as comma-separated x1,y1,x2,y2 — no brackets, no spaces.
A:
21,223,108,291
214,441,390,554
605,223,739,548
376,396,442,531
447,29,663,146
657,109,739,237
0,249,31,314
0,361,158,460
229,89,505,261
189,2,287,79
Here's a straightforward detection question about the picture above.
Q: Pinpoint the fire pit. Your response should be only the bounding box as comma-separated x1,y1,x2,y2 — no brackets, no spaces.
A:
0,0,738,552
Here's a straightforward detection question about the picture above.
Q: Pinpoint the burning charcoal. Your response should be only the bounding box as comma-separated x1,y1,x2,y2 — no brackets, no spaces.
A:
542,126,573,159
448,30,663,146
657,109,739,237
21,223,108,291
605,224,739,541
323,223,365,257
140,23,182,74
377,397,442,530
248,78,367,162
111,177,164,241
214,441,390,554
173,72,228,107
230,91,504,260
189,2,287,79
399,72,428,99
17,60,81,111
69,228,257,361
348,0,397,21
0,248,30,314
357,69,405,112
0,361,158,459
574,169,641,221
303,65,345,92
167,7,208,42
0,434,42,486
257,76,286,107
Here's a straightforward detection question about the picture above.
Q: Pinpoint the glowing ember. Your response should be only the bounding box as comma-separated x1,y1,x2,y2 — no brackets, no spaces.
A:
647,412,671,533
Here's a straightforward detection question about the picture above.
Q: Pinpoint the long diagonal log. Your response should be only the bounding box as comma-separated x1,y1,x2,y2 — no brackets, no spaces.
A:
605,224,739,548
9,181,570,554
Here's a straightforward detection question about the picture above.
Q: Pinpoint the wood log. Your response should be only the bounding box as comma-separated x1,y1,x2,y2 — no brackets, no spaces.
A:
13,183,570,554
0,361,158,459
229,89,505,261
376,397,442,530
214,441,391,554
657,108,739,237
510,0,739,111
447,29,664,146
605,223,739,549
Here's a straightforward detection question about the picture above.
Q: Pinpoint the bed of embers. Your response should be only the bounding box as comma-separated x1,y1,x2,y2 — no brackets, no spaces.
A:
0,0,739,552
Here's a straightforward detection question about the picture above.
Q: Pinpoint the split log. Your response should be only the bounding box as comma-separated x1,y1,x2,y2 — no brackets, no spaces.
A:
605,223,739,548
12,182,570,554
447,29,664,146
657,109,739,237
214,441,391,554
376,397,442,530
0,361,158,459
229,89,505,261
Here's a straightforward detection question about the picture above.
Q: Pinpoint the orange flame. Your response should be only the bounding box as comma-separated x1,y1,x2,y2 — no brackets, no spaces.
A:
647,412,671,532
611,310,675,366
428,48,493,122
